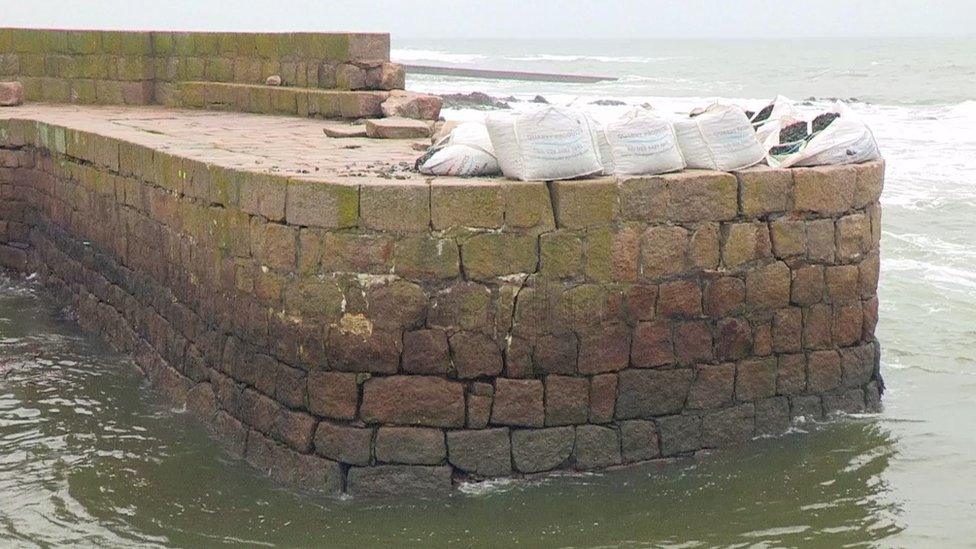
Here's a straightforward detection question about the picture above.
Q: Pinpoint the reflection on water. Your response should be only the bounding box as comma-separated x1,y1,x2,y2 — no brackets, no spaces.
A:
0,273,904,547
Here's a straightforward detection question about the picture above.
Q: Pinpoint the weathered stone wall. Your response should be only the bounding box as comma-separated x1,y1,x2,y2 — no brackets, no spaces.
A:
0,116,884,496
0,29,392,114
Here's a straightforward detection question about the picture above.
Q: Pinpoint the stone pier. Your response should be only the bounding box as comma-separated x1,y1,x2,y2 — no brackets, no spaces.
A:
0,29,884,498
0,104,883,496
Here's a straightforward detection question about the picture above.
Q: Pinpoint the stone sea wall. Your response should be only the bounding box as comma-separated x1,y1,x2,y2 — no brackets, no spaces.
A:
0,29,395,117
0,117,884,496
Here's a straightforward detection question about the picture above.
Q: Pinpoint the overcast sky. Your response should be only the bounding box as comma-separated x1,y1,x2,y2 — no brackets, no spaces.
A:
1,0,972,40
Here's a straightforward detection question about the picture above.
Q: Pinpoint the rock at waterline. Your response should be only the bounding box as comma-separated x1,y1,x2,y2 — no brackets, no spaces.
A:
381,91,443,120
438,91,510,110
531,95,549,104
590,99,626,106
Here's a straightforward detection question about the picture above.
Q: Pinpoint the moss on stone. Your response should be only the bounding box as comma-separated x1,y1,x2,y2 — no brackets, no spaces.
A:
178,82,206,108
461,232,538,280
540,230,582,279
67,31,101,54
151,32,175,55
393,236,460,280
271,88,298,115
192,33,220,56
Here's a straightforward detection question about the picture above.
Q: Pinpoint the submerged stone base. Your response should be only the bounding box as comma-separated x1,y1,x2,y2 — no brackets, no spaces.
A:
0,105,884,496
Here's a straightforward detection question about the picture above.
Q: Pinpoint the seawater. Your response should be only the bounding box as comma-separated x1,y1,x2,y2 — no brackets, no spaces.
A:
1,37,975,547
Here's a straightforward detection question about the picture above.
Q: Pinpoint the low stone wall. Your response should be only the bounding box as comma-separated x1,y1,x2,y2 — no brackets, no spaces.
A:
0,115,884,496
0,28,393,111
172,82,390,118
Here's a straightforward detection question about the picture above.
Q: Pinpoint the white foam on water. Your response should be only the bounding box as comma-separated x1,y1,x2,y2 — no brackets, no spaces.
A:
883,257,976,293
886,232,976,260
457,476,518,496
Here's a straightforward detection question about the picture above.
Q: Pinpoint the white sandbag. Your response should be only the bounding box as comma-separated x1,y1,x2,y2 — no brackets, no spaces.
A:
674,104,765,171
603,108,685,175
486,106,605,181
418,122,501,176
764,102,881,168
750,95,797,144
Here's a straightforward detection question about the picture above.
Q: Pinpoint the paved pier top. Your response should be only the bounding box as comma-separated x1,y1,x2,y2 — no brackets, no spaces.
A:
0,103,426,181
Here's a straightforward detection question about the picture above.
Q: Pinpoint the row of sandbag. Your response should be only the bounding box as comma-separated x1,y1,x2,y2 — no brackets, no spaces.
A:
418,105,741,179
418,99,879,180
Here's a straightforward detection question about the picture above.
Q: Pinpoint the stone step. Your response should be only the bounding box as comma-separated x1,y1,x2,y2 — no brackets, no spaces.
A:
165,81,390,119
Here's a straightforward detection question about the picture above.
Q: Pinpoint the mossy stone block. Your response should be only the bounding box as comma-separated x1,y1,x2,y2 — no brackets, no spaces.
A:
0,29,14,52
184,57,206,80
171,33,194,56
248,86,272,113
102,32,151,55
208,165,243,207
0,53,19,76
462,232,538,280
207,57,235,82
70,79,97,103
360,182,430,232
117,56,154,81
286,180,359,229
10,29,43,53
192,33,220,56
664,170,738,222
431,181,504,230
239,172,288,222
151,32,175,55
309,90,341,117
67,31,101,54
19,53,45,76
550,179,618,229
271,88,298,115
501,181,555,230
216,33,239,56
254,34,278,58
40,77,70,102
394,236,461,280
540,230,582,279
40,30,68,53
178,82,206,108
